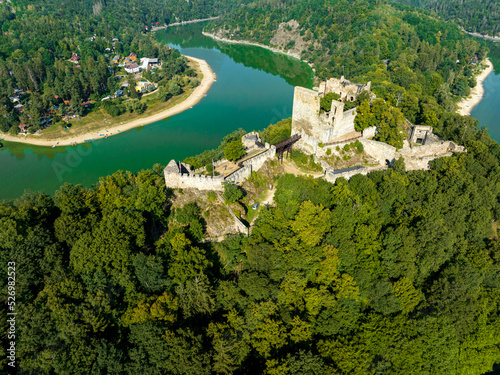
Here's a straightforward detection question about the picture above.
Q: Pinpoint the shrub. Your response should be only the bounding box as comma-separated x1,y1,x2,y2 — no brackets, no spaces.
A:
224,183,243,203
318,142,324,147
326,148,332,155
224,140,245,162
343,144,350,152
355,140,364,153
207,191,216,202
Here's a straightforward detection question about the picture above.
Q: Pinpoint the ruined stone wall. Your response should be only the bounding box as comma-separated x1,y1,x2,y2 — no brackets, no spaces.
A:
396,141,465,170
332,107,356,139
292,85,363,148
292,129,320,154
362,126,377,139
225,146,276,184
359,138,397,165
164,160,225,191
291,86,322,140
166,172,225,191
324,166,370,184
320,76,371,101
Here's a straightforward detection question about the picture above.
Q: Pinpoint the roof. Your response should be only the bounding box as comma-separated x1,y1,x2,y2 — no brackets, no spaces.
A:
126,63,139,69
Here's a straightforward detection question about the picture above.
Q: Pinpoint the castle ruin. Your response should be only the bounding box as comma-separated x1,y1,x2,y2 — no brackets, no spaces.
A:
164,132,276,191
291,77,371,153
319,76,371,102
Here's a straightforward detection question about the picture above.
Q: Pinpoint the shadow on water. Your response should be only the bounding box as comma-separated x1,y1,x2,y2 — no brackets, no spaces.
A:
156,23,314,88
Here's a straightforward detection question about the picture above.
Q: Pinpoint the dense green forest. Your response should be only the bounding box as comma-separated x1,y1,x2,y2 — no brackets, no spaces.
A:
391,0,500,37
2,113,500,373
2,0,500,373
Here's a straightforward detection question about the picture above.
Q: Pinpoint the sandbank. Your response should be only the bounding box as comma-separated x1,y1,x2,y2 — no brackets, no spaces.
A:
0,56,215,147
457,58,494,116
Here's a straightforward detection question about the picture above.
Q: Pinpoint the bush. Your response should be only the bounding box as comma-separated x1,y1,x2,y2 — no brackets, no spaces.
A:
224,183,243,203
318,142,324,147
326,148,332,155
207,191,216,202
355,140,364,153
175,203,201,225
343,144,351,152
259,118,292,145
224,140,245,162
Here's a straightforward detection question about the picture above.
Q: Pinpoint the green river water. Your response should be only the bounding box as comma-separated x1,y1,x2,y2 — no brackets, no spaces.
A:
471,70,500,140
0,23,313,200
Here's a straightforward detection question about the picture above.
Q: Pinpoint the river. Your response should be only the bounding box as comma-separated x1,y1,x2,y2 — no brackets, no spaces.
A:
0,23,313,200
471,70,500,141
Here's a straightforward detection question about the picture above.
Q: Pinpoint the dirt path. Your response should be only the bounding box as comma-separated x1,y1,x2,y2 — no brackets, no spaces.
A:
0,56,215,147
282,159,324,178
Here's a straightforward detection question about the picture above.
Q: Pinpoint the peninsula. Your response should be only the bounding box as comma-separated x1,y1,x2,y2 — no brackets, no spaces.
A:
0,56,214,147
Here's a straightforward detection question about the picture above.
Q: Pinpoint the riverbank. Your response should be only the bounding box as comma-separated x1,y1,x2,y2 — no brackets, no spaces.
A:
151,17,219,32
0,56,215,147
457,58,494,116
202,31,315,72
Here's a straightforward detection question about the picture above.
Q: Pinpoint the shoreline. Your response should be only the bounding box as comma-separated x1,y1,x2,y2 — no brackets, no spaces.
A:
202,31,315,72
457,58,494,116
151,17,219,32
0,56,215,147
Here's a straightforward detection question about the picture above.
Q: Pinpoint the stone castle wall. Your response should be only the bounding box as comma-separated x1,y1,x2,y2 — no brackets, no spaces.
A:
225,146,277,184
359,138,397,165
291,87,322,140
164,161,226,191
164,145,277,191
397,141,466,170
324,166,370,184
332,107,356,139
292,84,361,152
319,76,371,102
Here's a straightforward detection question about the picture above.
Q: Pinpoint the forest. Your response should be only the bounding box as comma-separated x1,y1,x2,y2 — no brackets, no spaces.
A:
2,0,500,373
2,112,500,373
392,0,500,37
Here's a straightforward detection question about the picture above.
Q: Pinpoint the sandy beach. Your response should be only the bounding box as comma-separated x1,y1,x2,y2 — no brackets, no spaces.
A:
457,58,494,116
0,56,215,147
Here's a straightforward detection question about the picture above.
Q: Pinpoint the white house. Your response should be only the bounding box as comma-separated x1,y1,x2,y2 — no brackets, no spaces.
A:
125,63,141,74
140,58,160,70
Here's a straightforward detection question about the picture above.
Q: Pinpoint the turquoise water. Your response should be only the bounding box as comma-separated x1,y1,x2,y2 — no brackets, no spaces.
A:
0,23,313,200
471,71,500,141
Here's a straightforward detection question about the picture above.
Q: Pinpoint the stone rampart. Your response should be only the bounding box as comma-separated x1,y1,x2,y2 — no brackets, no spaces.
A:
164,160,225,191
216,192,248,235
225,146,276,184
359,138,397,165
165,145,277,191
319,76,371,102
332,107,356,139
396,141,466,170
324,166,370,184
362,126,377,139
